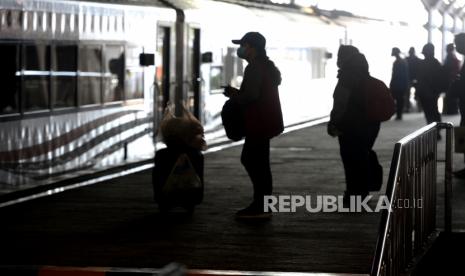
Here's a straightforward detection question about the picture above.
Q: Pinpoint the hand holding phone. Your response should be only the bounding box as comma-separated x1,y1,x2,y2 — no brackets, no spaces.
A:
222,85,236,97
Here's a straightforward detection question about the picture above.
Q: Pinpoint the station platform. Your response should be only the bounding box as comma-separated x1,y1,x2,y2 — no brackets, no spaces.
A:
0,112,464,275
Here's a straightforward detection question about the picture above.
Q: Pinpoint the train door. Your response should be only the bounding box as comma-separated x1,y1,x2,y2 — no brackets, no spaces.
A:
154,26,171,129
186,27,201,121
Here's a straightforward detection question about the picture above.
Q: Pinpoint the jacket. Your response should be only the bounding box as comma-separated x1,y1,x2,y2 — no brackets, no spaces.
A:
390,58,409,92
235,59,284,139
330,52,370,132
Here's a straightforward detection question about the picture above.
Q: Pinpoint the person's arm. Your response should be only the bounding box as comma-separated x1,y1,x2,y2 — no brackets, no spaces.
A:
329,81,351,126
232,64,262,105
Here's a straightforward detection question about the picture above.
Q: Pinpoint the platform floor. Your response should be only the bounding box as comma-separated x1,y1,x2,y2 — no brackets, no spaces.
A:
0,113,463,274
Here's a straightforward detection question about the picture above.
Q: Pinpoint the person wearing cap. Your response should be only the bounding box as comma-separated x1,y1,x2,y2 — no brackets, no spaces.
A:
224,32,284,219
416,43,443,129
389,47,409,120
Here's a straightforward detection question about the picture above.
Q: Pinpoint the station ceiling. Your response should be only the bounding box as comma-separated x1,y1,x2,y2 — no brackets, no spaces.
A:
423,0,465,15
74,0,465,19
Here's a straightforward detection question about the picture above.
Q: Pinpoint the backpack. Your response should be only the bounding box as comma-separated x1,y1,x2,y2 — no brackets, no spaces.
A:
364,76,395,122
221,99,245,141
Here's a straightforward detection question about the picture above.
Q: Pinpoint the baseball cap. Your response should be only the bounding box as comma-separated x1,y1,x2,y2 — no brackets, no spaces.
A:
232,32,266,49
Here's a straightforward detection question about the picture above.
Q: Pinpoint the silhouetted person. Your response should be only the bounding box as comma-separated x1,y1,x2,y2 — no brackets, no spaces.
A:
224,32,284,219
406,47,422,112
442,43,461,115
328,45,381,204
390,47,409,120
451,33,465,178
416,43,442,127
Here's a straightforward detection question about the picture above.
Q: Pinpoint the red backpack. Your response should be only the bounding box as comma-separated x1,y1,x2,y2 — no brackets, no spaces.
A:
363,76,395,122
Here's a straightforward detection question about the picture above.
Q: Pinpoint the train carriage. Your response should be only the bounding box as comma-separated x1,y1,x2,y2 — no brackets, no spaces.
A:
0,0,176,186
0,0,426,188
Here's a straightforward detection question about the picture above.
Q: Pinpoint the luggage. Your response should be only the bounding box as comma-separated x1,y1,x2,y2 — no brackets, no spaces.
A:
221,99,245,141
152,147,204,212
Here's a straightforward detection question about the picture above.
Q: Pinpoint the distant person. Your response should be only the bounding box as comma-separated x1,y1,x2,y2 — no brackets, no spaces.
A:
390,47,409,120
442,43,461,115
327,45,382,204
406,47,422,112
416,43,443,128
450,33,465,178
223,32,284,219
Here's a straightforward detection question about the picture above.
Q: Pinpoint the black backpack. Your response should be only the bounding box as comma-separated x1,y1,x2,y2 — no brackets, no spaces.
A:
221,99,245,141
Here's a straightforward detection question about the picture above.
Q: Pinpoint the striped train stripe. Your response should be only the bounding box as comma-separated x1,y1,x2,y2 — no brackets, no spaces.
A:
0,110,145,162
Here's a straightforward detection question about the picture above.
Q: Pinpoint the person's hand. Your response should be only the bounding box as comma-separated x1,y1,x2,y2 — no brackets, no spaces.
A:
222,85,239,98
327,122,342,137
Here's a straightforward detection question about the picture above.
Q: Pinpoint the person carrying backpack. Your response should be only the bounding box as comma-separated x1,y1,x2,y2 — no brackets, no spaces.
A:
327,45,383,205
223,32,284,219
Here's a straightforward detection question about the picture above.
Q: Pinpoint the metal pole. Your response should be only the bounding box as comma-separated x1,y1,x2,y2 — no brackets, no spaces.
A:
427,8,434,43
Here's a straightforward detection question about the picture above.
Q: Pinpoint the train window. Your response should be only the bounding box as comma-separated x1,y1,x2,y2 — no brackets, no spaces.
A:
40,12,46,32
116,16,123,33
108,16,114,33
50,12,56,33
52,45,77,108
101,15,107,33
22,44,50,112
93,15,99,33
79,13,84,33
209,66,224,93
6,10,12,28
85,13,91,33
125,46,143,100
103,45,124,103
70,14,75,32
37,12,42,31
23,11,28,31
59,13,65,33
78,45,102,105
32,12,37,31
0,44,19,115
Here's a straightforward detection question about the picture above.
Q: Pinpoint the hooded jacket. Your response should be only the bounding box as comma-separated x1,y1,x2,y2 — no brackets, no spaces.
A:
235,58,284,139
330,51,370,132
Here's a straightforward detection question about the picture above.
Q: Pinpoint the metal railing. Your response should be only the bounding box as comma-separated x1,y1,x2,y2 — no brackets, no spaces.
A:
370,122,453,276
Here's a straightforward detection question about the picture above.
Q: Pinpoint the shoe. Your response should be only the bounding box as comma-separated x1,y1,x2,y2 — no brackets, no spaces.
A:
235,202,272,219
454,168,465,179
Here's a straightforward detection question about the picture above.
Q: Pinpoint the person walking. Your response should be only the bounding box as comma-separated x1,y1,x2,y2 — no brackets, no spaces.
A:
327,45,382,205
390,47,409,120
223,32,284,219
406,47,422,112
416,43,443,127
442,43,461,115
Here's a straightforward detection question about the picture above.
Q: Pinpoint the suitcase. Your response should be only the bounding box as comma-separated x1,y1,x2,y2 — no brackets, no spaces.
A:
152,147,204,212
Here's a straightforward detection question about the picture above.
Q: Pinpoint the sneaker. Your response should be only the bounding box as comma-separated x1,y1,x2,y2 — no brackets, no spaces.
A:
235,203,272,219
